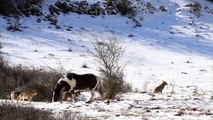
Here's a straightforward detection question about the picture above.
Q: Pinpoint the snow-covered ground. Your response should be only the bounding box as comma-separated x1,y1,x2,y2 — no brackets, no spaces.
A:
0,0,213,119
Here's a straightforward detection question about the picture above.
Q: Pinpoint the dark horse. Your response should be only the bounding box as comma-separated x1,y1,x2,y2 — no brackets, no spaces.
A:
52,72,104,102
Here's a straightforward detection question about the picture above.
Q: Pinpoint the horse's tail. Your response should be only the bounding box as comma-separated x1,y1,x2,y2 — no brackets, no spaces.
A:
95,76,104,99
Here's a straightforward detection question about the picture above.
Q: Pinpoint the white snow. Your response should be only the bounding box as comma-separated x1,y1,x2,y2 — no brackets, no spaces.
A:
0,0,213,119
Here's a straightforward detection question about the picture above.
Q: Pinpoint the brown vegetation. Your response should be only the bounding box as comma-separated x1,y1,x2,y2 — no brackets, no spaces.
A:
186,1,202,17
0,42,62,102
107,0,136,17
91,39,131,99
0,103,55,120
0,0,43,16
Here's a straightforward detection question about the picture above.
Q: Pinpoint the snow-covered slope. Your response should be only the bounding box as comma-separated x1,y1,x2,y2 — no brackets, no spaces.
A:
0,0,213,119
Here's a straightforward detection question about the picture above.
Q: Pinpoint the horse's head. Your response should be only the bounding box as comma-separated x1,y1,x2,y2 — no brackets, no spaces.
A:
52,82,63,102
52,74,73,102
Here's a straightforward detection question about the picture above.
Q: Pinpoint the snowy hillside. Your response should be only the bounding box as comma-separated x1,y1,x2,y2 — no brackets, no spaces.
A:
0,0,213,119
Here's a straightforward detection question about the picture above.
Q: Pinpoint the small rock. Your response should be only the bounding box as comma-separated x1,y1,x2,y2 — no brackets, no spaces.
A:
159,5,167,12
128,34,134,37
66,28,71,31
37,18,41,23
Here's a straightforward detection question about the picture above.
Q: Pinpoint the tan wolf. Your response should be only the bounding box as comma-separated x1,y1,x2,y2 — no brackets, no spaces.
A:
11,91,21,101
18,90,37,103
62,90,80,102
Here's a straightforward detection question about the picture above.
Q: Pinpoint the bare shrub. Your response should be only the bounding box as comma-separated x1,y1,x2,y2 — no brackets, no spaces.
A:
0,43,13,99
116,0,136,17
0,103,55,120
186,1,202,17
28,0,43,5
0,102,85,120
14,68,62,101
0,64,62,101
192,1,202,17
7,17,22,31
107,0,136,17
0,0,18,16
0,44,62,101
0,0,43,16
57,111,85,120
91,39,131,99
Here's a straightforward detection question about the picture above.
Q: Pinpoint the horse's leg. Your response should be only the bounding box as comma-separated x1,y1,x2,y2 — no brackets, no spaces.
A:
72,94,76,102
96,77,104,100
86,89,95,103
60,87,66,103
60,95,63,103
62,92,65,101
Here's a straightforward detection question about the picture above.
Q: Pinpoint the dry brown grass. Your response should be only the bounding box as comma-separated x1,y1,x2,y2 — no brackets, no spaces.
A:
0,103,55,120
0,42,62,101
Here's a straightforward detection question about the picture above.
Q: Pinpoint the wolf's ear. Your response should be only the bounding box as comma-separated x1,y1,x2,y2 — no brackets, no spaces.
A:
66,73,73,80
